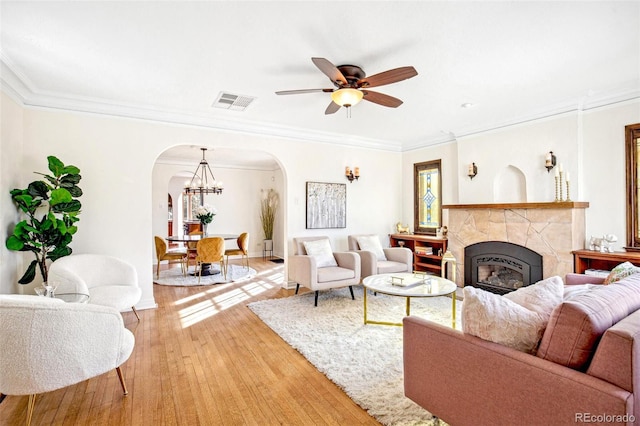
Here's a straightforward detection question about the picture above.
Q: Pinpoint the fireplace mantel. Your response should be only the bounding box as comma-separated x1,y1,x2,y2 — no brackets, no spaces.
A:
443,201,589,210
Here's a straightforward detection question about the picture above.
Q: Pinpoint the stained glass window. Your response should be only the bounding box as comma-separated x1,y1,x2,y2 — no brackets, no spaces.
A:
414,160,442,235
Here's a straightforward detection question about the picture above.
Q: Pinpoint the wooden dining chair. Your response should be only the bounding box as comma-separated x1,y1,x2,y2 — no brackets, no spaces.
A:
154,236,187,279
225,232,250,270
186,230,203,271
195,237,226,284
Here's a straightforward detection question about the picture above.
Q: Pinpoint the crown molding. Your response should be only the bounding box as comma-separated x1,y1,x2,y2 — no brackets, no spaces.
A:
3,57,638,154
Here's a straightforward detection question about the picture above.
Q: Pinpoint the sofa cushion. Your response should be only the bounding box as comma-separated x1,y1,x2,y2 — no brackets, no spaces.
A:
537,273,640,371
356,235,387,261
316,266,355,283
303,239,338,268
462,286,546,354
377,260,409,274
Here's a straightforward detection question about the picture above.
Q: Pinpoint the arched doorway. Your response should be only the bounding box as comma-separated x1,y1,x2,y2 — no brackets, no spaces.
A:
151,145,286,275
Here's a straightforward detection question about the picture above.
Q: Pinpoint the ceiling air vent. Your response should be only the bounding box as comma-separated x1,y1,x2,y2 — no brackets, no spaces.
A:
212,92,255,111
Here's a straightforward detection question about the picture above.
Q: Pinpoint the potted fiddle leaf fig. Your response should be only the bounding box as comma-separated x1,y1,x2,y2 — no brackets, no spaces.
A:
5,156,82,285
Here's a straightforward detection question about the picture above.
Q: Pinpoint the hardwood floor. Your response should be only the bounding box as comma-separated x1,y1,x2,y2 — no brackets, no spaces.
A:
0,258,379,425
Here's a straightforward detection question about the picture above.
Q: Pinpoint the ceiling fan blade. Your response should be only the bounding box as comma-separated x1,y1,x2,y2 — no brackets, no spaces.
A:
312,57,348,86
361,90,403,108
357,66,418,88
276,88,334,95
325,101,341,115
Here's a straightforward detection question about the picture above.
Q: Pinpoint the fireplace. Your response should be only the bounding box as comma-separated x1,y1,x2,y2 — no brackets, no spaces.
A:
464,241,543,294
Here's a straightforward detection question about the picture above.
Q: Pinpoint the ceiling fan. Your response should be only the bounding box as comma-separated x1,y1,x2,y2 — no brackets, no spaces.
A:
275,57,418,115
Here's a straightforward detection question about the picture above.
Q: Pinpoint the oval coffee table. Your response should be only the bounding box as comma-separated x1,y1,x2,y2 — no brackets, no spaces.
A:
362,272,457,328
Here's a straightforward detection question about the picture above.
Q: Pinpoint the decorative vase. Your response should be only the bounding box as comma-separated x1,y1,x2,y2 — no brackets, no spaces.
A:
201,221,207,236
35,282,55,297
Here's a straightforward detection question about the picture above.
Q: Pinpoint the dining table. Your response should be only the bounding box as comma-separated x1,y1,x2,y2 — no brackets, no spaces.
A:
166,234,239,276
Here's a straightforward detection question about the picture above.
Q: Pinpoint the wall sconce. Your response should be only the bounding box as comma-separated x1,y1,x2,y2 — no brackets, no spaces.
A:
345,166,360,183
467,162,477,180
545,151,557,172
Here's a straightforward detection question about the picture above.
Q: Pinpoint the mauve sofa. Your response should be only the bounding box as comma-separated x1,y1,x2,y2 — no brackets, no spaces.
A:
403,272,640,426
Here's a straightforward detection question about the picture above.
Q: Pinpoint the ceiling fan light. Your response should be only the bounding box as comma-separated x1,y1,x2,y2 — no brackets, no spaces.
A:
331,88,364,107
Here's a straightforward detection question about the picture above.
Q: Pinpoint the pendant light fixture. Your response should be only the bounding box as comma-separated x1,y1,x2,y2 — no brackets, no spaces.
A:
184,148,224,197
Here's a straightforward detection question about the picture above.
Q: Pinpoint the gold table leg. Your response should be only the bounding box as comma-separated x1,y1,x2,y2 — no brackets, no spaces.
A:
451,291,456,329
363,287,368,324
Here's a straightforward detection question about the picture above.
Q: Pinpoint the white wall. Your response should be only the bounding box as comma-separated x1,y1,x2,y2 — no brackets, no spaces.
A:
3,92,638,301
0,92,24,294
403,100,640,253
582,101,640,245
5,102,402,304
456,112,579,204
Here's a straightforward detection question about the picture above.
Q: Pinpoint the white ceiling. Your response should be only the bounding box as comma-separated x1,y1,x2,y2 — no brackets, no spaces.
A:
2,1,639,169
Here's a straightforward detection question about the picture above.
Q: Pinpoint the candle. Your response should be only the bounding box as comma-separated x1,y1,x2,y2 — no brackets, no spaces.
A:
555,168,559,177
559,163,563,173
354,167,360,177
566,172,570,182
468,164,474,175
345,167,350,176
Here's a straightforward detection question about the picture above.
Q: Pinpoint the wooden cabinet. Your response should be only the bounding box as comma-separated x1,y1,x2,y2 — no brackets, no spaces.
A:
389,234,448,275
572,249,640,274
183,221,202,234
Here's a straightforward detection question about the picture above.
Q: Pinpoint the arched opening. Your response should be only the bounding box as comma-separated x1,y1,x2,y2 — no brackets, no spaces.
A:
152,145,286,280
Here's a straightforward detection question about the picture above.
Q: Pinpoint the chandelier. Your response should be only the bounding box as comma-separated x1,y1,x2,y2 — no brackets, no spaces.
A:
184,148,223,196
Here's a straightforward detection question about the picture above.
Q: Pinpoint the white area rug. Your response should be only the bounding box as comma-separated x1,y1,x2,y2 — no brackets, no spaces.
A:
154,264,256,286
248,286,462,426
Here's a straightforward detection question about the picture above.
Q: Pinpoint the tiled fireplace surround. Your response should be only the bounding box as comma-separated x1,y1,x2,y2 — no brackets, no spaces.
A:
443,202,589,287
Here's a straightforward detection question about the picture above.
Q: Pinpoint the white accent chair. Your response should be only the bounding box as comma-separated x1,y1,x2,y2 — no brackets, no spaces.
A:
48,254,142,320
289,236,361,306
348,234,413,279
0,295,134,426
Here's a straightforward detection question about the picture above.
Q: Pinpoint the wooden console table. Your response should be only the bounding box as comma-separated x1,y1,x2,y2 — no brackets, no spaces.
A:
389,234,447,275
572,249,640,274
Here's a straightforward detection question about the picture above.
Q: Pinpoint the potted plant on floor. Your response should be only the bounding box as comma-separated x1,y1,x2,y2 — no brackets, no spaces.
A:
259,189,278,256
5,156,82,286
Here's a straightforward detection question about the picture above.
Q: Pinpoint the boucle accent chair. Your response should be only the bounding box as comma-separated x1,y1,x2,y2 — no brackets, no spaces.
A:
289,236,361,306
48,254,142,321
403,273,640,426
347,234,412,279
0,295,135,426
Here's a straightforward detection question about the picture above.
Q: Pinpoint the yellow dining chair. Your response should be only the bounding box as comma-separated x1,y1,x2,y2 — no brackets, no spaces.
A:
225,232,250,270
154,236,187,279
195,237,226,284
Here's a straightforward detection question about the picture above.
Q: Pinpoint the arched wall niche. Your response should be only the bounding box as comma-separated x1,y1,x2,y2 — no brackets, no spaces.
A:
493,165,527,202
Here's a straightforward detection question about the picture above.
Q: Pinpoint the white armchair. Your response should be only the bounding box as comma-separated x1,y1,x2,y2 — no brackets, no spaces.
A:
48,254,142,320
289,236,361,306
0,295,134,426
348,234,413,278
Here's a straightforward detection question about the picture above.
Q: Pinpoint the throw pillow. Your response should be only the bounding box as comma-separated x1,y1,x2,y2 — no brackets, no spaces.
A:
462,286,546,354
603,261,640,284
303,239,338,268
503,276,564,320
356,235,387,261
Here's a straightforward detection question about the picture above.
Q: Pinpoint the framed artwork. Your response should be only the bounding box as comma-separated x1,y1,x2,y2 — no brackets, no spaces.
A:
414,160,442,235
306,182,347,229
